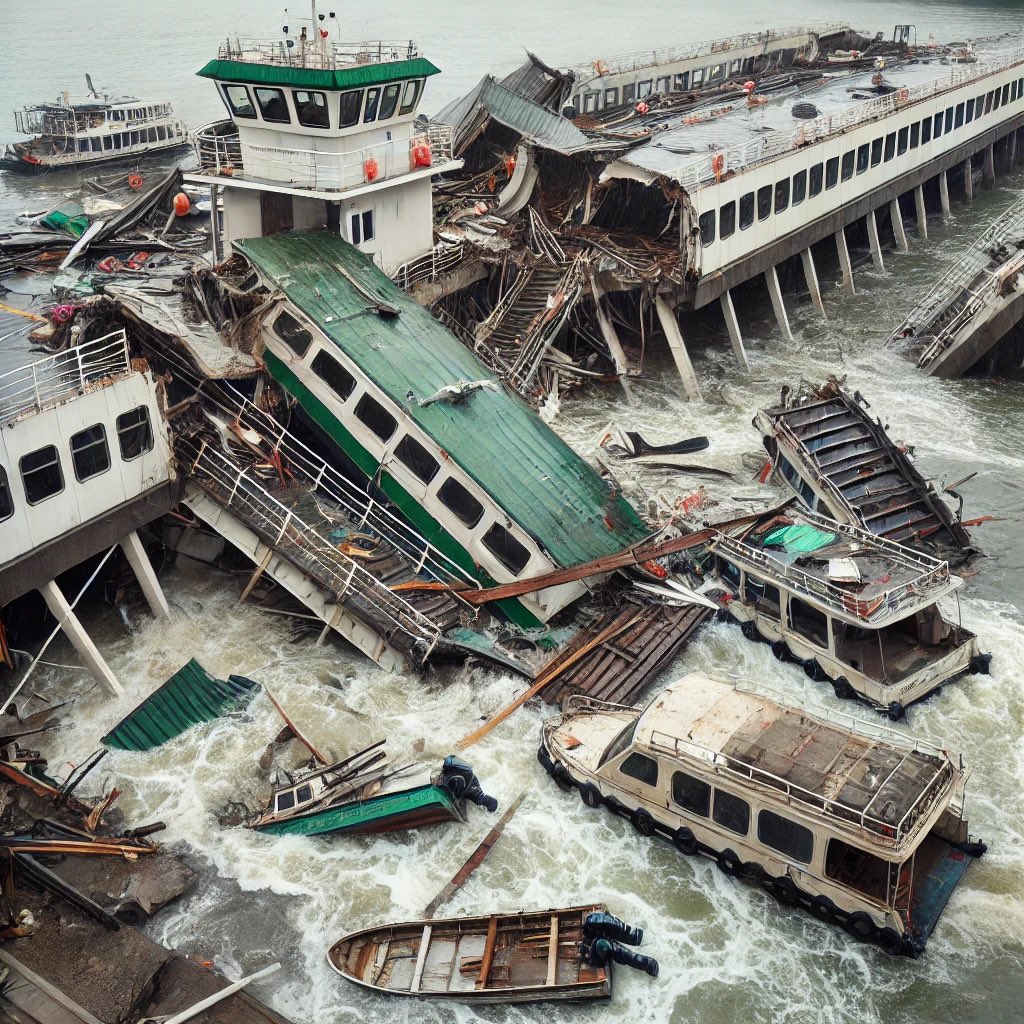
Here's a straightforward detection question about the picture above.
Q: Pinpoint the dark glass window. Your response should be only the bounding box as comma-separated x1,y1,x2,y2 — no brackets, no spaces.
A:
623,83,635,104
825,838,890,901
758,810,814,863
699,210,715,245
856,143,869,174
809,163,823,196
482,524,531,575
339,90,363,127
604,87,619,106
619,752,659,787
840,150,854,181
438,478,484,528
884,132,896,161
1001,84,1009,106
965,99,975,124
378,83,401,120
713,789,749,835
789,596,829,647
20,445,63,504
933,112,943,139
719,201,736,239
355,394,396,442
0,467,13,521
363,87,381,122
910,121,920,147
739,192,755,229
399,79,423,115
116,406,153,461
223,84,255,118
870,137,883,166
294,90,329,128
954,103,964,129
637,79,653,98
273,310,313,357
311,350,356,402
716,556,741,592
774,178,790,212
897,126,908,155
792,169,806,204
276,790,295,812
744,573,780,615
757,184,772,220
944,107,953,133
361,210,375,241
980,92,989,115
672,771,710,815
71,424,110,482
296,784,313,803
394,435,439,483
921,117,932,144
254,87,290,124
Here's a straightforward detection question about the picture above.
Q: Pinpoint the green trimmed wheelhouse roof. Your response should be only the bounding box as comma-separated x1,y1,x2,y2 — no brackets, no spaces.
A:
197,57,440,91
234,230,649,568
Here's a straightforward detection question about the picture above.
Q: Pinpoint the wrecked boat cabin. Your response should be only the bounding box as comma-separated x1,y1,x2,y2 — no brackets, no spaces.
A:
754,378,975,563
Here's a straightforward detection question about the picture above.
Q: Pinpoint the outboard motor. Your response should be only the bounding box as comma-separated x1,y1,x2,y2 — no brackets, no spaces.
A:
440,755,498,813
583,938,659,978
583,911,643,946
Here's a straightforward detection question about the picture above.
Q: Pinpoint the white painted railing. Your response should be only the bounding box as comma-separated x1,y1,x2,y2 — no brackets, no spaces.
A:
0,330,131,426
391,240,465,290
217,38,420,70
192,120,243,174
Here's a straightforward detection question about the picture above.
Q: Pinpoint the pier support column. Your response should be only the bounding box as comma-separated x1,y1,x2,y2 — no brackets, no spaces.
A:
39,581,122,697
1008,130,1018,169
834,228,855,296
119,530,170,618
590,279,635,403
889,199,909,253
654,295,701,401
800,248,827,317
1016,128,1024,167
765,266,794,340
914,185,928,239
866,210,885,271
963,158,974,201
983,142,996,186
719,290,750,369
209,184,222,263
938,170,951,219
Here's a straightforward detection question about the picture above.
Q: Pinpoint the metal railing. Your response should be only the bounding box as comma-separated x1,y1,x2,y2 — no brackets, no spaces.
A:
0,331,131,426
192,120,243,174
390,240,465,290
217,38,420,70
180,437,444,657
16,107,184,138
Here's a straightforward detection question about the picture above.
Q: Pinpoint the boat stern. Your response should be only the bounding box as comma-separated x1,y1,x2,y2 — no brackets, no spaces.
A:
540,698,640,780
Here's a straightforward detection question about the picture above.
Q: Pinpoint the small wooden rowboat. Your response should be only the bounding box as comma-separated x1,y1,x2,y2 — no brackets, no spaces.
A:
328,905,658,1004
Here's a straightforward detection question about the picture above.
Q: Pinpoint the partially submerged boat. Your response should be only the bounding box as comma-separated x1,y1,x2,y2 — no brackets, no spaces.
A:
539,674,986,957
328,905,657,1002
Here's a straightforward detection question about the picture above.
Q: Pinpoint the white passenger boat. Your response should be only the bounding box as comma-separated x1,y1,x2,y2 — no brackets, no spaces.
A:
539,674,986,958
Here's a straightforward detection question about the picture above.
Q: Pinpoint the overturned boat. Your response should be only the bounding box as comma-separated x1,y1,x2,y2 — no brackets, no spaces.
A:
328,905,657,1002
539,674,986,958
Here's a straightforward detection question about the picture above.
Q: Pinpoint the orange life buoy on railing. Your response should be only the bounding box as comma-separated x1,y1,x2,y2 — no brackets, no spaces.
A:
411,141,432,168
364,157,379,182
127,172,144,190
711,152,725,181
896,87,910,104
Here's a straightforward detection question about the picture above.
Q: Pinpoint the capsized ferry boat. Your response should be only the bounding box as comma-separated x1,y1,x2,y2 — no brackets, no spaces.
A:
2,77,188,175
539,674,986,957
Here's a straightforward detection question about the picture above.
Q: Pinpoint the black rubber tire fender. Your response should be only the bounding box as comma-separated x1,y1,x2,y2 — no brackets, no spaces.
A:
844,910,878,943
877,926,905,956
579,782,603,809
770,875,801,907
832,676,855,700
803,659,827,682
672,826,699,856
887,701,905,722
771,639,792,662
631,806,658,838
741,619,762,642
551,762,573,790
717,848,742,877
809,894,837,922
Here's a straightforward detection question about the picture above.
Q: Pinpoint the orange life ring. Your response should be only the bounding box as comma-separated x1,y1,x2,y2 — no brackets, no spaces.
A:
896,87,910,103
127,173,143,190
711,152,725,181
411,141,432,168
364,157,379,182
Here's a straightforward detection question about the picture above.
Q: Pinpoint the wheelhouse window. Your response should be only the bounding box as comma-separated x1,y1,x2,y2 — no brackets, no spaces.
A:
296,784,313,803
825,838,889,901
583,93,598,114
482,523,531,575
739,192,754,229
673,72,689,91
719,200,736,239
758,810,813,863
699,210,715,245
921,116,932,144
339,89,364,127
116,407,153,461
825,156,839,189
20,445,64,504
273,309,313,357
0,467,13,521
363,87,381,122
311,349,356,401
954,103,964,129
71,424,110,482
399,79,423,115
623,84,636,104
379,83,401,120
354,394,397,442
294,90,329,128
932,112,943,139
712,789,749,835
223,84,256,118
757,184,772,220
254,87,290,124
715,556,741,592
965,99,974,124
672,771,710,816
394,435,439,484
276,790,295,812
809,162,823,196
637,79,653,98
792,169,806,205
789,596,828,647
944,106,953,133
619,752,659,787
438,478,484,528
840,150,854,181
774,178,789,213
657,76,671,94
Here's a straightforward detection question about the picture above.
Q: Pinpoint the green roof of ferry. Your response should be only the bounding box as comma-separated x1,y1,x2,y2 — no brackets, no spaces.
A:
197,57,440,91
235,230,649,568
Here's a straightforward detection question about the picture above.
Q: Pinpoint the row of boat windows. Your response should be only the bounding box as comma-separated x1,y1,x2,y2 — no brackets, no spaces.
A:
0,407,154,521
76,125,176,153
106,104,172,121
617,753,891,899
699,77,1024,246
221,79,424,130
275,784,313,812
274,312,533,576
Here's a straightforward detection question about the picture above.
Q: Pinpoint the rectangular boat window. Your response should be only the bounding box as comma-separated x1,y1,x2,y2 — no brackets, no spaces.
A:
807,162,823,197
350,210,375,245
254,87,290,124
719,201,736,239
157,125,166,140
825,156,839,190
394,435,439,483
792,169,806,205
350,212,361,245
605,87,619,106
672,771,710,816
0,467,14,522
103,135,112,150
296,784,313,803
618,752,658,788
311,349,356,401
933,112,943,139
339,89,364,127
757,184,772,220
355,394,397,442
675,72,689,91
482,524,532,575
116,406,154,461
897,127,908,155
657,76,671,94
777,455,815,507
20,445,64,504
774,178,789,213
739,192,754,229
825,838,889,901
692,68,705,87
399,79,423,115
273,309,313,357
856,143,869,174
954,103,964,129
1001,83,1010,106
715,556,741,593
789,596,828,647
362,210,375,242
712,789,749,835
364,87,381,122
883,132,896,161
980,92,989,115
637,80,653,98
870,137,882,166
921,116,932,144
944,106,953,133
91,138,102,152
910,121,920,147
744,573,780,615
294,90,330,128
71,424,110,482
965,99,975,124
623,83,636,104
438,478,484,528
840,150,854,181
986,90,994,114
379,83,401,120
276,790,295,812
758,810,813,863
699,210,715,246
223,84,256,118
993,89,1002,111
584,92,599,114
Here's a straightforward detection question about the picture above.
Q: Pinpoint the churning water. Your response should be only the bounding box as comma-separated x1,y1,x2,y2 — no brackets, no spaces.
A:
2,2,1024,1022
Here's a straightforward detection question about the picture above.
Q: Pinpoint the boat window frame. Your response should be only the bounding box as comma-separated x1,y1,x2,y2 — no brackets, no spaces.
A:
910,121,920,147
618,751,659,788
437,476,485,529
399,79,424,115
339,89,364,128
294,89,331,129
739,191,755,230
897,126,909,156
788,595,830,649
311,348,357,402
481,523,532,576
671,770,711,816
824,837,891,902
605,87,620,106
583,92,600,114
254,86,292,125
808,162,823,197
378,82,402,120
70,423,111,483
715,555,741,593
944,106,953,134
19,444,64,505
296,784,313,803
598,719,638,768
954,102,964,129
792,169,807,205
883,132,896,162
276,789,296,812
870,137,883,167
656,76,672,95
637,79,654,98
774,177,790,213
840,150,854,182
699,210,715,246
363,87,381,122
712,788,750,836
394,434,440,484
222,84,257,119
855,143,869,175
272,308,314,358
743,572,780,616
354,393,398,443
0,466,14,522
921,116,932,144
756,184,772,221
719,200,736,240
932,111,943,139
757,809,814,863
825,156,839,189
116,406,154,463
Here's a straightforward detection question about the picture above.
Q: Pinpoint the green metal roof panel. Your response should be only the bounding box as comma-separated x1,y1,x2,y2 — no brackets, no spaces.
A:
102,659,260,751
197,58,440,91
234,230,649,567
